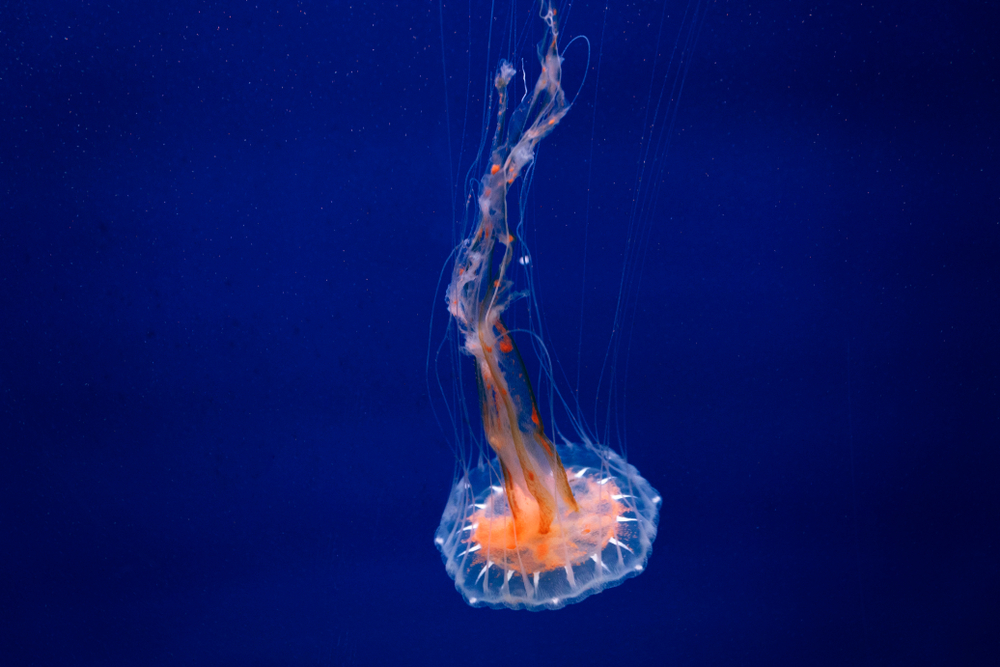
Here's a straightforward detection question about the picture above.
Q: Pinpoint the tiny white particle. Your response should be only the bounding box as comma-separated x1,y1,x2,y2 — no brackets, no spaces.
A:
434,537,444,545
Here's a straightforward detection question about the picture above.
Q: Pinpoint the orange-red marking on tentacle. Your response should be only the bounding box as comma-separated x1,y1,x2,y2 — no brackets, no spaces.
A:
495,320,514,354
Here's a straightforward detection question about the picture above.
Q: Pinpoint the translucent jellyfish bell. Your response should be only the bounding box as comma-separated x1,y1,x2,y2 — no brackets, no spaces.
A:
436,444,661,610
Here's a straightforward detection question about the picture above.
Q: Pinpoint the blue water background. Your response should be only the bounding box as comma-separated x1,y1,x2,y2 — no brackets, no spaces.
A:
2,0,997,664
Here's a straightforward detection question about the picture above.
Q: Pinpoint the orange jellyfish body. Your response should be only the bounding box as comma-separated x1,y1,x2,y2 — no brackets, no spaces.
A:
436,444,661,610
435,5,660,610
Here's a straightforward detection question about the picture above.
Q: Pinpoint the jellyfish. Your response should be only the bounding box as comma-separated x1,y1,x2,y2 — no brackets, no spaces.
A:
433,4,661,611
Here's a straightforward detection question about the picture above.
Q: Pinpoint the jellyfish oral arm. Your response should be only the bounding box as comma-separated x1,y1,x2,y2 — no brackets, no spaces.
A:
445,6,573,536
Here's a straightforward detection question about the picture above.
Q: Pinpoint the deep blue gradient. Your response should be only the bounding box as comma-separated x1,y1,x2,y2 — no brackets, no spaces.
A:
2,1,997,665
